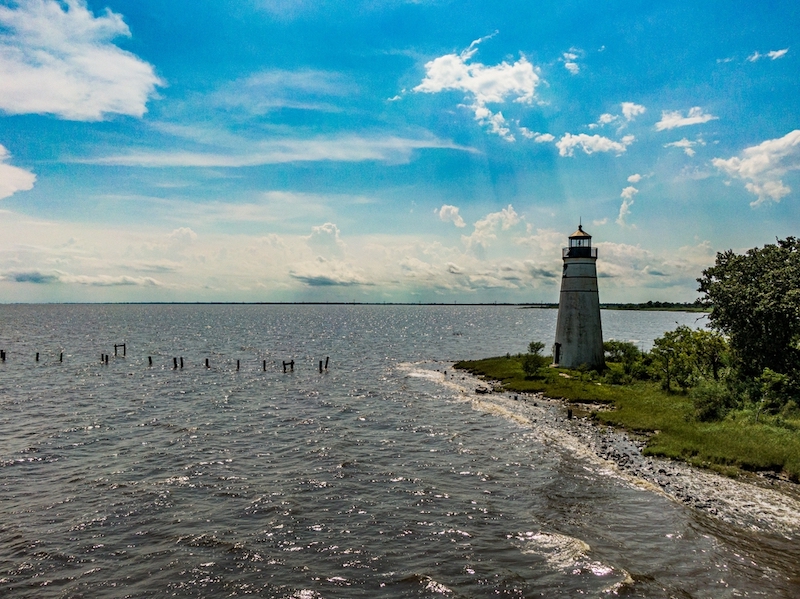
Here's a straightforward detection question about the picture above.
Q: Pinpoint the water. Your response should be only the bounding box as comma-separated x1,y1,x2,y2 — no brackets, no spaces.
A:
0,304,797,598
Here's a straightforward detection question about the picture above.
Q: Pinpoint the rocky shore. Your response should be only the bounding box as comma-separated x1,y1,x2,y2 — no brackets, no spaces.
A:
441,366,800,538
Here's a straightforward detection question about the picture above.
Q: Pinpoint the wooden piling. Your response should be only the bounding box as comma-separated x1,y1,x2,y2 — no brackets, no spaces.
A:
237,359,240,371
105,354,109,365
1,350,5,362
36,352,39,362
180,357,184,369
173,357,178,369
205,358,209,369
60,352,63,362
325,356,329,370
263,359,266,372
567,408,573,420
148,356,153,367
319,360,323,373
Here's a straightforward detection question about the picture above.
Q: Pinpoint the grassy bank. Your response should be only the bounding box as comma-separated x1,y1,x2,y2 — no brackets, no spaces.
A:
454,355,800,480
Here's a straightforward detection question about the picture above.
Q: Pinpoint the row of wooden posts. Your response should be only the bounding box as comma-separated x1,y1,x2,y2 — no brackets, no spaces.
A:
0,345,330,373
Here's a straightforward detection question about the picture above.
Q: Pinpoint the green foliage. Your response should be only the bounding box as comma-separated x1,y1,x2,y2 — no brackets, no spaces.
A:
650,328,695,391
528,341,546,355
759,368,799,414
521,340,549,377
698,237,800,379
603,340,641,376
690,379,735,421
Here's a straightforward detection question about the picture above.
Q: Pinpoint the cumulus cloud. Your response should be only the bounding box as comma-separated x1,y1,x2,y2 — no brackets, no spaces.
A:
748,48,789,62
0,144,36,199
627,173,642,183
555,133,635,157
519,127,554,142
655,107,717,131
712,130,800,206
437,204,466,227
562,51,580,74
307,222,346,257
588,113,617,129
664,137,705,157
462,204,520,255
0,0,161,120
617,186,639,227
413,36,540,141
168,227,198,244
621,102,646,121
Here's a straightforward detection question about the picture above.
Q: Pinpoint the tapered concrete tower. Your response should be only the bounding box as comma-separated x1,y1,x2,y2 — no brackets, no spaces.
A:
553,225,605,369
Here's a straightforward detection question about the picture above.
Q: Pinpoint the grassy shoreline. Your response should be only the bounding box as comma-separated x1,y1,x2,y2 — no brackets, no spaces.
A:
454,355,800,481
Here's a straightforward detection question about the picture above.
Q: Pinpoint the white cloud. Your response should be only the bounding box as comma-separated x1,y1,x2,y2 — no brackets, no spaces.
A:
561,49,581,75
0,0,161,120
748,48,789,62
4,270,161,287
655,107,718,131
519,127,554,142
413,37,540,141
307,222,345,257
462,204,520,254
664,137,706,157
627,173,642,183
555,133,635,157
712,130,800,206
592,217,608,226
289,256,370,287
437,204,466,227
617,187,639,227
168,227,198,244
78,133,475,167
0,145,36,199
621,102,646,121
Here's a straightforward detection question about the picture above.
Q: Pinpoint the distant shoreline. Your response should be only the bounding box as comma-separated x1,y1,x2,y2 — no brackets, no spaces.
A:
0,302,707,311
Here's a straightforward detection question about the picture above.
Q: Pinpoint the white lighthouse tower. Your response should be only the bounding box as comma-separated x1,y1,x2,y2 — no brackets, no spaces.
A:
553,224,605,370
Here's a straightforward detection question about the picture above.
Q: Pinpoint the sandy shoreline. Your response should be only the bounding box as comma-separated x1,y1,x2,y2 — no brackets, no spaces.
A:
421,362,800,539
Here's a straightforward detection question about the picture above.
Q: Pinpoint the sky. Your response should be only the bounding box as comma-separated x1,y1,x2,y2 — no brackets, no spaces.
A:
0,0,798,303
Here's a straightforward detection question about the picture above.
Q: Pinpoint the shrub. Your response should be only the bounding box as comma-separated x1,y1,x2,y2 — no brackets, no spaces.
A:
691,379,735,421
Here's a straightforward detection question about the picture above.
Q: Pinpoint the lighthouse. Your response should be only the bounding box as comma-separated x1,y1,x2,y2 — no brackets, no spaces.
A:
553,225,605,370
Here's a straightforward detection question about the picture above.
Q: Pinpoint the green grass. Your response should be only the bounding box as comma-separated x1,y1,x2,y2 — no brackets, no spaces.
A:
454,355,800,481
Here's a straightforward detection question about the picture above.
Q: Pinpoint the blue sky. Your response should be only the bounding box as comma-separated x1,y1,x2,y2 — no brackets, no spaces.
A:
0,0,798,302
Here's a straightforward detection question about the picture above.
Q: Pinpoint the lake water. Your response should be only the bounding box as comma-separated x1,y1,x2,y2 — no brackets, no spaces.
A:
0,304,797,598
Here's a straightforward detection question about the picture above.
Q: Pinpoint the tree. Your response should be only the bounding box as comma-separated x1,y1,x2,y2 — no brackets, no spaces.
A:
650,329,694,391
522,340,549,377
697,237,800,378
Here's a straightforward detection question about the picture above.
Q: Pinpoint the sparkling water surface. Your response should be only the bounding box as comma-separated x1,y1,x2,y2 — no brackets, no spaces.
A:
0,304,797,598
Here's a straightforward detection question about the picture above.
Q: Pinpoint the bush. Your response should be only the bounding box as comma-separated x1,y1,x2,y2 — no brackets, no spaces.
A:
522,353,549,377
759,368,798,414
691,379,735,421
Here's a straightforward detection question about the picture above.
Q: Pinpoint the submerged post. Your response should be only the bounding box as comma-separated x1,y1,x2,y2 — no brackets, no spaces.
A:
180,357,184,369
173,357,178,370
325,356,329,370
205,358,210,369
553,224,605,370
319,360,323,373
237,359,240,371
36,352,39,362
60,352,63,362
263,359,267,372
148,356,153,367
